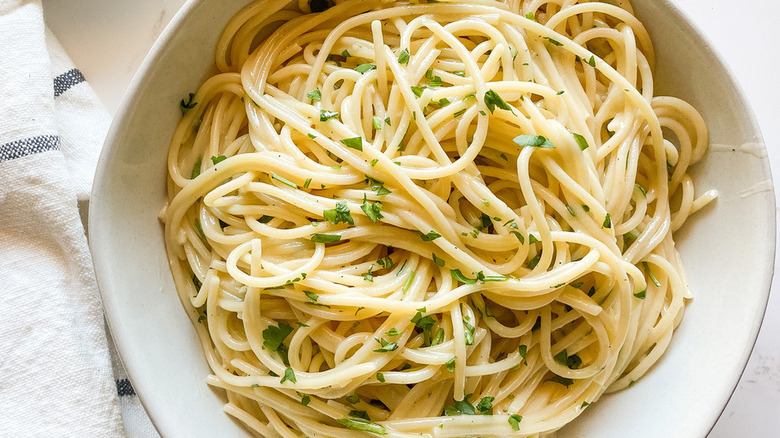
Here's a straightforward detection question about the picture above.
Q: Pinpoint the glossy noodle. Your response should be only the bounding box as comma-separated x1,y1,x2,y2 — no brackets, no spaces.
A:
161,0,716,436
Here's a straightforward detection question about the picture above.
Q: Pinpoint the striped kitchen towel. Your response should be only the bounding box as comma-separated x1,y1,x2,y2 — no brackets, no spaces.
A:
0,1,156,437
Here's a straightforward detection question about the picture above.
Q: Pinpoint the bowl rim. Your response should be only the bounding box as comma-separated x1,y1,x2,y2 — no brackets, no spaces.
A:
89,0,777,436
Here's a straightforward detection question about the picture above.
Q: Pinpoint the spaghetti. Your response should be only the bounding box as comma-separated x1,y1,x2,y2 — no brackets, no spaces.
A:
162,0,715,436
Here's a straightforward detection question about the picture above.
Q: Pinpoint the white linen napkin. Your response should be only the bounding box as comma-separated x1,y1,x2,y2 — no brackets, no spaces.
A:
0,1,156,436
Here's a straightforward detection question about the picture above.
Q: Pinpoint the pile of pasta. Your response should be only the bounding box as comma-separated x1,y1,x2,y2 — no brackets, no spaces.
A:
162,0,714,436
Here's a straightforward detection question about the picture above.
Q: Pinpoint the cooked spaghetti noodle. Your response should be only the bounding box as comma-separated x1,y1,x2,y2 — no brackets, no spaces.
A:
162,0,715,436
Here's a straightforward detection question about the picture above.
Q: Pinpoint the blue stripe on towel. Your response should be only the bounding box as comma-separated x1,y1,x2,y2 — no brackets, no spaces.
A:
116,379,136,397
0,135,60,162
53,68,86,97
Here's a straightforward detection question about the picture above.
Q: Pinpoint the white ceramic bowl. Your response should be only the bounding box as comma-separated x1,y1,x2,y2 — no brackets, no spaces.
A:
89,1,775,437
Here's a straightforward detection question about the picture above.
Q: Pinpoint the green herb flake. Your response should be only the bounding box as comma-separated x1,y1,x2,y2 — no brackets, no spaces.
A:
429,76,443,87
210,155,227,165
483,89,512,114
450,269,477,285
311,233,341,243
527,253,541,269
307,89,321,102
355,63,377,74
303,178,312,188
411,86,425,97
398,48,410,65
581,401,590,409
445,356,456,372
432,253,445,267
320,110,339,122
463,320,475,345
272,173,297,189
420,230,441,241
361,194,384,222
323,201,354,226
372,116,382,130
194,219,207,242
304,291,319,302
370,158,378,167
508,414,523,431
476,397,494,414
453,108,467,117
566,205,577,216
634,289,647,299
525,12,535,20
373,338,398,353
636,183,647,197
402,271,415,294
387,328,401,337
337,417,387,435
573,132,589,150
180,93,197,115
643,261,661,287
341,136,363,151
262,323,293,352
513,134,555,149
548,375,574,387
544,37,563,46
301,395,311,406
376,373,385,383
603,213,612,229
341,49,351,57
588,55,596,67
511,231,525,244
191,157,202,179
518,344,528,359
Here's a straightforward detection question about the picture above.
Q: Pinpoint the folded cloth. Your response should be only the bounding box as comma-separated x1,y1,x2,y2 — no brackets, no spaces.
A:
0,1,155,436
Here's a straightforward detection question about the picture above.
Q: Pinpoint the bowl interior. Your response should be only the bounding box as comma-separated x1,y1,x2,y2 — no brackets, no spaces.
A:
89,1,775,437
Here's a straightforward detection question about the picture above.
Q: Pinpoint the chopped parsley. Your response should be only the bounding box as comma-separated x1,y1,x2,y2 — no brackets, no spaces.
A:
603,213,612,229
301,395,311,406
548,375,574,387
508,414,523,431
262,323,293,352
432,253,445,267
450,269,476,285
191,157,202,178
373,338,398,353
271,173,297,188
513,134,555,148
307,89,321,102
476,397,494,414
634,289,647,299
323,201,354,225
376,373,385,383
355,63,377,74
372,116,382,130
180,93,197,115
573,132,589,150
337,418,387,435
644,261,662,287
304,290,319,302
411,86,425,97
483,89,512,113
311,233,341,243
341,136,363,151
320,110,339,121
445,357,456,372
398,48,410,65
588,55,596,67
420,230,441,241
210,155,227,165
544,37,563,46
360,195,383,222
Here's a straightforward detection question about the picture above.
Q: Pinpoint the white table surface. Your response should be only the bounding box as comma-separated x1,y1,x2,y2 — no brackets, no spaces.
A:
42,0,780,436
